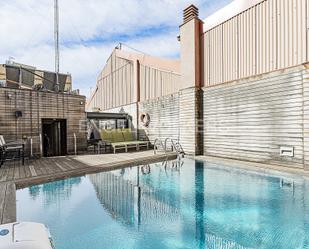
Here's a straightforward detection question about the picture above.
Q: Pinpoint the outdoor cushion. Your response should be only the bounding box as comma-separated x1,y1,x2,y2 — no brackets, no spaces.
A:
101,130,112,142
122,129,134,142
111,129,125,143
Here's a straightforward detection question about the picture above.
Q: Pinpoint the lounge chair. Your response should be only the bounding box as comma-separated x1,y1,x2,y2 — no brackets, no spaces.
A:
101,129,149,153
122,128,149,151
0,135,25,165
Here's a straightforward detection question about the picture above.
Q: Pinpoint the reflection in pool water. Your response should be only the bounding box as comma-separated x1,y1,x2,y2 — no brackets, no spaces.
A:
17,159,309,249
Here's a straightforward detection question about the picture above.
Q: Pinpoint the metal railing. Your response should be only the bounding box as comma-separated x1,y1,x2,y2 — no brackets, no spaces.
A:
154,137,185,157
153,138,166,155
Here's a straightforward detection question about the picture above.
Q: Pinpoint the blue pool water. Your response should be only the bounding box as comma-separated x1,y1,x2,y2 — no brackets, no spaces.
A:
17,159,309,249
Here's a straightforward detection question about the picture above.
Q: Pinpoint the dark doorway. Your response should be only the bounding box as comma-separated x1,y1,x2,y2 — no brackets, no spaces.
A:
42,119,67,157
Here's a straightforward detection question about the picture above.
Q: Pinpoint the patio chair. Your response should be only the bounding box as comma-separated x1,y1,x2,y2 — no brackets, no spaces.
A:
0,135,25,165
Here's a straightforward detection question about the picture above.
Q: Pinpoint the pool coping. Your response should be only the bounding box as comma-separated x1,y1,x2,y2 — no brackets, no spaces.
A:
0,152,177,225
194,155,309,180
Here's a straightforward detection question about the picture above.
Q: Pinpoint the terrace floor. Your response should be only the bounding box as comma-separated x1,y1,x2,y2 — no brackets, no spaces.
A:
0,150,177,225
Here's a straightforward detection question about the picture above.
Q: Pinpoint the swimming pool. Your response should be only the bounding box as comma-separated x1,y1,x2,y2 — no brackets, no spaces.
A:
16,159,309,249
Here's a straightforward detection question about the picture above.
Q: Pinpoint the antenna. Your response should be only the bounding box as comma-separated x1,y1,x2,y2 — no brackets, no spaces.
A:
54,0,59,91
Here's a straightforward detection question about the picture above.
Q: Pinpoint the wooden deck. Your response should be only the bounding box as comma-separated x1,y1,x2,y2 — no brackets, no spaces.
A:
0,182,16,224
0,150,177,225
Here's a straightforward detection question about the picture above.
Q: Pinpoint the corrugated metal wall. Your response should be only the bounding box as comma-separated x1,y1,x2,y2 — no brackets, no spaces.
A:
139,94,180,143
140,64,181,102
203,65,306,168
203,0,309,87
89,52,135,110
88,51,181,111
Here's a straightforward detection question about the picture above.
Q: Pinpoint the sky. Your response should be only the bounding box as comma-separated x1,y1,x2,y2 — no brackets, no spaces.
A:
0,0,232,97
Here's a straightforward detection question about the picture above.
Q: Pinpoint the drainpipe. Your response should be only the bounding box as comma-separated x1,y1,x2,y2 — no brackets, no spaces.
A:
39,134,43,157
136,59,140,139
19,66,22,88
30,138,33,158
73,133,77,155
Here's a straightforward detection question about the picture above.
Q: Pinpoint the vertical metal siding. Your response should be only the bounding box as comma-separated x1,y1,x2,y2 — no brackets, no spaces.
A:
239,7,256,79
222,18,238,82
256,0,277,74
203,0,309,87
139,64,181,101
203,32,210,86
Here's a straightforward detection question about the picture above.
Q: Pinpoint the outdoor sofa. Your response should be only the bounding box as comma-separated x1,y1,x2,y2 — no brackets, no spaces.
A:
101,129,149,153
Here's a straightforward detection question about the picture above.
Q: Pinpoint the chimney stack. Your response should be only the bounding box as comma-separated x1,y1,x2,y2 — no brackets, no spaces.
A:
183,4,199,24
179,5,204,155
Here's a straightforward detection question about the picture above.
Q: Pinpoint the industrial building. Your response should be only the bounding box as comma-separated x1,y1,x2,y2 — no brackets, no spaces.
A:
87,0,309,170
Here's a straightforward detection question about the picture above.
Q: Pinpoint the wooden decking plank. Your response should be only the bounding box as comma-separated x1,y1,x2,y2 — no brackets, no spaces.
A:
45,159,62,174
65,158,86,169
0,183,7,223
0,166,6,182
18,165,26,180
2,182,16,224
64,158,84,169
32,159,46,176
53,158,71,171
40,159,54,175
6,166,15,181
61,160,76,170
13,164,20,180
29,165,37,177
39,159,52,175
0,167,9,182
24,164,33,178
49,158,67,172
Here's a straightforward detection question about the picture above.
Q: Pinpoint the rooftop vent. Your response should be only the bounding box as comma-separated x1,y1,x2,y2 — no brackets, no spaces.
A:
183,5,199,24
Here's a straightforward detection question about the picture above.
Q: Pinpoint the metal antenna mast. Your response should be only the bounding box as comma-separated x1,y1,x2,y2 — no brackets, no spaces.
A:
54,0,59,91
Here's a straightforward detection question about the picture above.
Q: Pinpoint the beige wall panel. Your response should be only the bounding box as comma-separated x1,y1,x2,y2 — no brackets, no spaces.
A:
140,67,145,101
203,33,210,86
222,18,238,82
209,26,223,85
91,53,135,111
239,7,256,78
202,0,308,88
204,66,305,168
103,80,106,109
256,0,277,74
139,64,180,102
277,0,307,69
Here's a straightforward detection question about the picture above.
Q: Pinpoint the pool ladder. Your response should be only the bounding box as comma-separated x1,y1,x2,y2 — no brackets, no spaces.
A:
153,138,185,157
